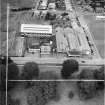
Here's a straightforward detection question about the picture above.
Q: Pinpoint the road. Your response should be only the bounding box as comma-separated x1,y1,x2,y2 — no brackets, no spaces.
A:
11,56,105,65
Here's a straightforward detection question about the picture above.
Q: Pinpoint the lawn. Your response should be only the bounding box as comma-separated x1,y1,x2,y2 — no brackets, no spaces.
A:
83,14,105,58
8,81,104,105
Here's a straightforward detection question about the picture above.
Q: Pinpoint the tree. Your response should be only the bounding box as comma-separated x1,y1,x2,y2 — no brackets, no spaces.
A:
7,94,20,105
77,81,97,100
27,81,60,105
8,63,19,91
96,81,104,91
0,63,19,91
61,59,79,79
45,12,50,20
94,66,105,91
8,63,19,80
21,62,39,80
94,65,104,80
0,65,6,91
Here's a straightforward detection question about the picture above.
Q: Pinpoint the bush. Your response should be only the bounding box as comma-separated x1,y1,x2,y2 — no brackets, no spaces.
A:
0,65,6,91
21,81,36,89
8,63,19,91
0,63,19,91
0,91,6,105
77,81,97,100
39,71,59,80
40,81,60,102
94,66,105,80
61,59,79,79
7,94,20,105
96,81,104,91
0,89,20,105
22,71,59,89
78,69,96,80
68,91,74,99
7,81,18,91
8,63,19,80
27,81,60,105
21,62,39,80
27,84,46,105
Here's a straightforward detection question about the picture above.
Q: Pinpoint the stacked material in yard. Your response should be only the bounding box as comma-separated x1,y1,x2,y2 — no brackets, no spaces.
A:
76,28,90,52
64,27,80,50
65,0,73,11
72,21,91,53
55,27,69,52
55,0,66,10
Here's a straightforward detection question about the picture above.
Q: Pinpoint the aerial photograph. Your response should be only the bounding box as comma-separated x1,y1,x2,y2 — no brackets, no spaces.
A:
0,0,105,105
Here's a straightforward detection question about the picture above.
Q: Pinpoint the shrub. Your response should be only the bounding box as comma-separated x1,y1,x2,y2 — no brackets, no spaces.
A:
94,66,105,80
7,94,20,105
68,91,74,99
0,57,2,64
0,65,6,91
27,81,60,105
39,71,59,80
96,81,104,91
77,81,97,100
21,62,39,80
94,66,104,90
21,81,36,89
7,81,18,91
0,91,6,105
0,90,20,105
40,81,60,102
61,59,79,79
78,69,95,80
8,63,19,91
8,63,19,80
0,63,19,91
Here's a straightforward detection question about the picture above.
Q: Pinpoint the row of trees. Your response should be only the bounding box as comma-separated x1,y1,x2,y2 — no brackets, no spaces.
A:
0,56,104,104
0,57,104,87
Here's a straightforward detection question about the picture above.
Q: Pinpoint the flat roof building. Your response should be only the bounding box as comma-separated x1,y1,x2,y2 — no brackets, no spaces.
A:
21,24,52,35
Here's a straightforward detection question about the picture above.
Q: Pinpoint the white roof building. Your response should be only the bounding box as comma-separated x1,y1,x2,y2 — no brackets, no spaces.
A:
48,3,56,9
21,24,52,35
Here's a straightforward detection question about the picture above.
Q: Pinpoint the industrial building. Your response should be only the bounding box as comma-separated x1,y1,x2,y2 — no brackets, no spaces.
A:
9,0,101,59
21,24,52,35
20,24,53,55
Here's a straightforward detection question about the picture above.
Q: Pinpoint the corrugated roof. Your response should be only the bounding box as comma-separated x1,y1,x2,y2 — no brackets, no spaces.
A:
21,24,52,34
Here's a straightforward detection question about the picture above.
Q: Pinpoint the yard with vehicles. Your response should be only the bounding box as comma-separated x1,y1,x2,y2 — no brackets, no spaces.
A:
1,0,104,59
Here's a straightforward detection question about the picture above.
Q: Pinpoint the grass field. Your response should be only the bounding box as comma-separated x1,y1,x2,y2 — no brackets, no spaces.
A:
0,0,37,56
73,1,105,59
83,14,105,58
9,81,104,105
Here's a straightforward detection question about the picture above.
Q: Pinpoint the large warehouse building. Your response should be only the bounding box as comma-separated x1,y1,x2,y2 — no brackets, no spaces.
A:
20,24,53,54
21,24,52,36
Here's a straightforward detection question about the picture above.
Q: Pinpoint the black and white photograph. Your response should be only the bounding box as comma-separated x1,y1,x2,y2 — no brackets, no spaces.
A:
0,0,105,105
0,80,105,105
